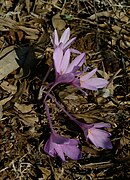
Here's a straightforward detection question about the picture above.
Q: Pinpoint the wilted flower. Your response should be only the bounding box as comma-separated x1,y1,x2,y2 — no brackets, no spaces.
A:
44,131,82,161
77,122,112,149
53,46,85,83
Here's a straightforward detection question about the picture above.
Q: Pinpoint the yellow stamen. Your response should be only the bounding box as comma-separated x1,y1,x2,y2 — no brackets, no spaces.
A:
88,129,91,135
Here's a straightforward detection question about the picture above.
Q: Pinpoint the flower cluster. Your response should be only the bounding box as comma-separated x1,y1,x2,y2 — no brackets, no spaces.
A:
43,28,112,162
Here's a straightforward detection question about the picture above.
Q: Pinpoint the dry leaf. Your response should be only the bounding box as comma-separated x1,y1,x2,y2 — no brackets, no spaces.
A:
52,13,66,30
0,96,13,106
112,25,128,34
17,26,39,36
15,102,33,113
0,46,19,80
19,114,38,126
0,81,17,94
88,11,111,20
0,18,17,29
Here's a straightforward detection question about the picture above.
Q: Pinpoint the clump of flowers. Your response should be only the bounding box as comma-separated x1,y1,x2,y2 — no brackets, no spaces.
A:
42,28,112,161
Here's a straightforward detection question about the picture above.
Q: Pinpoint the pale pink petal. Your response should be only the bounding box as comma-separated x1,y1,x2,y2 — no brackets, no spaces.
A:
78,53,86,67
88,128,112,149
80,80,98,90
53,29,59,46
44,139,56,157
60,49,70,74
66,53,85,73
54,144,66,161
81,78,108,90
44,131,82,161
53,47,63,73
94,122,111,129
62,144,82,160
80,68,97,81
60,27,70,44
70,48,81,54
63,37,76,49
52,132,68,144
65,139,79,145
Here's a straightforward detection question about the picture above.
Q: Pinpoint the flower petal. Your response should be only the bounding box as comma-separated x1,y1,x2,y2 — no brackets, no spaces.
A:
69,48,81,54
93,122,111,129
62,144,82,160
80,68,97,82
53,29,59,47
54,144,66,161
44,131,82,161
60,49,70,73
80,78,108,90
65,138,79,145
52,132,68,144
63,37,76,50
44,139,56,157
53,46,63,73
60,27,70,44
88,128,112,149
66,53,85,73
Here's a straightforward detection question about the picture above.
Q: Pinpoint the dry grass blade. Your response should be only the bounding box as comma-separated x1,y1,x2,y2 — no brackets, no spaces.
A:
25,0,31,14
0,105,3,120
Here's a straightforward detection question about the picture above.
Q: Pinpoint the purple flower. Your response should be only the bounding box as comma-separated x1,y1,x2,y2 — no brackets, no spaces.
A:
53,46,108,91
53,46,85,83
52,27,76,50
52,27,80,53
44,131,82,161
78,122,112,149
79,68,108,90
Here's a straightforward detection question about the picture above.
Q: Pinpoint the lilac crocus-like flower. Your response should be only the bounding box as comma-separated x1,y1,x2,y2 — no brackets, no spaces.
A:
44,131,82,161
53,45,108,91
52,27,76,50
77,122,112,149
51,28,108,92
53,46,86,83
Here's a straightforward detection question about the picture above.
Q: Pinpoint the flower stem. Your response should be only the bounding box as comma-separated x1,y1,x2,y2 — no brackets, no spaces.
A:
43,82,58,103
45,102,54,133
42,64,53,84
48,93,81,126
